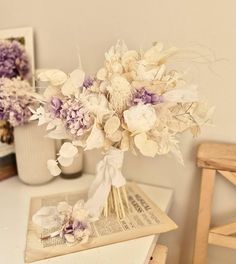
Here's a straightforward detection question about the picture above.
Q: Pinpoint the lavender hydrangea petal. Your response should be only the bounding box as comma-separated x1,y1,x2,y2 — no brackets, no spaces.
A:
59,99,92,136
0,40,30,80
83,76,94,88
132,87,164,105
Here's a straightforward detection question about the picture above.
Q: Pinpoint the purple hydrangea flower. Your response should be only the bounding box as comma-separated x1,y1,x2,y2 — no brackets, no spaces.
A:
0,95,34,126
50,97,62,118
83,76,94,88
0,40,30,80
0,78,35,126
132,87,164,105
60,99,92,136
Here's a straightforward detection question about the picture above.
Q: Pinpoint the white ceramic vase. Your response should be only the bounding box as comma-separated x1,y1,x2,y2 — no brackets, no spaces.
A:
14,122,56,185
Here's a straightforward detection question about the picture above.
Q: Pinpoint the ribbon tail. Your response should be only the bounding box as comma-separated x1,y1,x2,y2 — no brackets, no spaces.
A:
85,171,111,218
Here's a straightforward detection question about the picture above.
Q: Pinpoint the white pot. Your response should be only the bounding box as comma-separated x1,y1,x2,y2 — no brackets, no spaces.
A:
14,122,56,185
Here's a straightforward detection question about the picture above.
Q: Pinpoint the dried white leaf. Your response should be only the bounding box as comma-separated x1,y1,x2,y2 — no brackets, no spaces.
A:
85,124,104,150
57,202,72,215
32,206,62,229
70,69,85,87
170,141,184,165
43,85,61,99
61,79,78,97
47,124,68,139
144,42,164,63
58,155,74,167
136,63,159,81
108,130,122,142
163,85,199,102
47,159,61,176
65,234,75,243
46,121,56,131
38,70,68,86
96,68,107,81
193,103,215,126
120,131,130,151
155,64,166,80
104,116,120,135
134,133,157,157
59,142,78,158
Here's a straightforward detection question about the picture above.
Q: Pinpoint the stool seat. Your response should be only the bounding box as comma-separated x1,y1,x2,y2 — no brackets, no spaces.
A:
197,142,236,172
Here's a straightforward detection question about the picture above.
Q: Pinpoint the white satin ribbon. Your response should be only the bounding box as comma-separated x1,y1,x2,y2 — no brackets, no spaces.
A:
85,148,126,218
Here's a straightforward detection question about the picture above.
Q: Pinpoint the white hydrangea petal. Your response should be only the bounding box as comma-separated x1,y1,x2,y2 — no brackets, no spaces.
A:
58,155,74,167
134,133,157,157
59,142,78,158
47,159,61,176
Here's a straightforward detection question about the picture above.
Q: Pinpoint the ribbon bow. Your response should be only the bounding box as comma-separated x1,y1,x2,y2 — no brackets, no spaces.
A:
85,148,126,218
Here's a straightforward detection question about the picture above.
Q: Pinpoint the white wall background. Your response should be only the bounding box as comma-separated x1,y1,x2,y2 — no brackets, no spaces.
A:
1,0,236,263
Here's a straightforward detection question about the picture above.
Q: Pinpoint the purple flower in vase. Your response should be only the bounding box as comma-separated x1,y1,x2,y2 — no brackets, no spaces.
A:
0,40,31,80
83,76,94,88
132,87,164,105
50,97,63,118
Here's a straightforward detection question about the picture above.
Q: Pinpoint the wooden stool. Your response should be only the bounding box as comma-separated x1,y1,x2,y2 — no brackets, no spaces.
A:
149,244,168,264
193,142,236,264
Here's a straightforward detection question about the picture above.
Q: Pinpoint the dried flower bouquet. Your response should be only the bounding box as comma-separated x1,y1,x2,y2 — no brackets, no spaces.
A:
32,40,214,219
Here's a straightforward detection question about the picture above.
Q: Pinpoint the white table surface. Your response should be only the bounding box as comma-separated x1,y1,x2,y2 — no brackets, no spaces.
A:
0,174,173,264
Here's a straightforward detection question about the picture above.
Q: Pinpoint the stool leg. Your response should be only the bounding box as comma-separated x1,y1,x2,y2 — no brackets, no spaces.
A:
193,169,216,264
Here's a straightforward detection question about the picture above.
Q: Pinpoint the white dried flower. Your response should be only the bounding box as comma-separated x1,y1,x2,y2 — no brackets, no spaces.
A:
107,75,133,113
38,69,67,86
123,104,157,133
